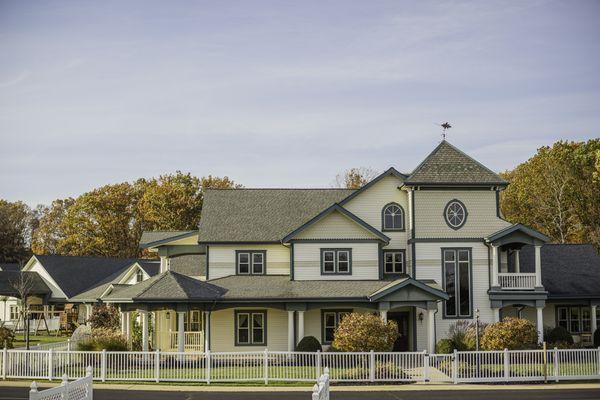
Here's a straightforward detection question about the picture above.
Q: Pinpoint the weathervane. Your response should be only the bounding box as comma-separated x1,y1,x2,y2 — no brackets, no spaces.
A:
439,122,452,140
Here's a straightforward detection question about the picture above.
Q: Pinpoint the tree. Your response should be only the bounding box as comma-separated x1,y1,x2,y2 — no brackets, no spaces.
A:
332,313,398,352
87,305,121,331
31,198,74,255
9,271,36,349
500,139,600,250
200,175,242,190
0,200,35,263
333,167,379,189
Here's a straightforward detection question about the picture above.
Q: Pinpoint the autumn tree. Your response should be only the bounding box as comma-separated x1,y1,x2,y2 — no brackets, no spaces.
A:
0,200,35,263
31,198,74,255
333,167,378,189
500,139,600,249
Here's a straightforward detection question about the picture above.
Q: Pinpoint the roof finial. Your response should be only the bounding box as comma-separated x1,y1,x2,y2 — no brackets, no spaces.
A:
439,122,451,141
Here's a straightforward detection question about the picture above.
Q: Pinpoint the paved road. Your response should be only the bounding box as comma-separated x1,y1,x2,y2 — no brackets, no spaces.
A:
2,387,600,400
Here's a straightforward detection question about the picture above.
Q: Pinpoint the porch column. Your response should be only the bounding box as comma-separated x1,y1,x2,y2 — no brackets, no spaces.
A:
380,310,388,324
160,256,170,273
427,309,436,353
297,311,305,345
120,311,127,336
140,309,149,351
591,305,597,335
491,245,499,287
85,304,93,322
514,250,520,273
287,310,294,352
534,245,543,287
177,311,185,353
536,306,544,343
204,311,211,351
492,308,500,323
124,312,131,344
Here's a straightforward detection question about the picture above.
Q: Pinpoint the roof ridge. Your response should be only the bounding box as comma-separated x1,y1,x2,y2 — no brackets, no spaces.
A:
205,188,356,191
169,271,226,296
135,272,169,298
35,254,136,261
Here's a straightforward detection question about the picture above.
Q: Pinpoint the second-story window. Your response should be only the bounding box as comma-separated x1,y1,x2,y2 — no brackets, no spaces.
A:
236,251,266,275
321,249,352,275
136,269,144,283
382,203,405,231
383,250,405,274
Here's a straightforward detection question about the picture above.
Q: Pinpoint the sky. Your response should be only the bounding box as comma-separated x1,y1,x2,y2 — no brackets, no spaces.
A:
1,0,599,206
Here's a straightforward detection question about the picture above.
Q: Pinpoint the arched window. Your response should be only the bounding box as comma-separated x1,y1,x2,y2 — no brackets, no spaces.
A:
136,269,144,283
382,203,405,231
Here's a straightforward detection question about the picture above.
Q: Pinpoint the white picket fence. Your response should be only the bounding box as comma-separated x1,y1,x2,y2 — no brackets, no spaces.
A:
1,347,599,384
312,367,330,400
29,365,93,400
16,339,76,351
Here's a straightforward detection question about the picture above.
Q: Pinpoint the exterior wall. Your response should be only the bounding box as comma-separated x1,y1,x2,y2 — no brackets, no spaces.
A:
0,297,18,322
294,242,379,280
210,307,289,352
208,244,290,279
302,307,373,348
154,310,177,350
414,190,510,238
343,175,411,267
295,211,378,240
414,241,492,351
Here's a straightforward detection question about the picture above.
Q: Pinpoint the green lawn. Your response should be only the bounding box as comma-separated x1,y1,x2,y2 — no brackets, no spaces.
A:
13,334,69,348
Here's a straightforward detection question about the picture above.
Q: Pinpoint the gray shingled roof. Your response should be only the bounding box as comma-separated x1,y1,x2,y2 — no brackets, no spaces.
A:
198,189,355,242
0,271,52,297
33,255,139,298
104,271,226,301
518,244,600,298
0,263,21,272
139,231,197,248
405,141,507,186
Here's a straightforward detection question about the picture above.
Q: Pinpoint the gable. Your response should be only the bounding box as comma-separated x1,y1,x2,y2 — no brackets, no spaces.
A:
294,209,383,240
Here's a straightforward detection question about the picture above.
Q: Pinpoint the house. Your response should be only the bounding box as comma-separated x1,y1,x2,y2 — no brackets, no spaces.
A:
2,140,599,353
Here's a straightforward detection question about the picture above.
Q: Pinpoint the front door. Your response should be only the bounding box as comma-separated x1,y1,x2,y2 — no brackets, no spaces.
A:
388,311,410,352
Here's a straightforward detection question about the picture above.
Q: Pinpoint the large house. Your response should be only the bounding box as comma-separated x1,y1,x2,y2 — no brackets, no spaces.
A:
1,140,599,354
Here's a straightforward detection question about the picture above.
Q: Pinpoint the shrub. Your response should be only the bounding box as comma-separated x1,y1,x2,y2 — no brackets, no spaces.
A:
546,326,573,345
445,321,488,351
436,338,455,354
332,313,398,352
594,328,600,348
296,336,322,352
481,317,538,350
87,305,120,330
77,328,128,351
0,327,15,348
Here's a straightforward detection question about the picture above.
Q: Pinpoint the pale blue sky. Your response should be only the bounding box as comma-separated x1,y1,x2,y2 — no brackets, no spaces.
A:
1,1,599,205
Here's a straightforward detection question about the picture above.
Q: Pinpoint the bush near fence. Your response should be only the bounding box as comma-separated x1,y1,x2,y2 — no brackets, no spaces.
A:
1,347,599,384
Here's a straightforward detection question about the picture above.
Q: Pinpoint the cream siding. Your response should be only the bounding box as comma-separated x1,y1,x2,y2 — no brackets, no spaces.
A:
414,242,492,351
294,242,379,280
294,211,379,240
208,244,290,279
414,190,510,238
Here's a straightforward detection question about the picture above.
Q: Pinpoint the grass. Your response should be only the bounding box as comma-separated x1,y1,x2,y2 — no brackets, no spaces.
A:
13,334,69,348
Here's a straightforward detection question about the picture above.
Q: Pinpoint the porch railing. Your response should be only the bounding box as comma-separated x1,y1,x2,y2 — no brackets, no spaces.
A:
2,347,599,384
498,273,537,290
168,331,204,351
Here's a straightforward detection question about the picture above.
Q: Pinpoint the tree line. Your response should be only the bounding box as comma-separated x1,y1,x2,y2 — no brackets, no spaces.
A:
1,139,598,264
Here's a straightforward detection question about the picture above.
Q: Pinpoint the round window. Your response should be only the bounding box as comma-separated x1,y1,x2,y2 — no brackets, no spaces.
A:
444,200,467,229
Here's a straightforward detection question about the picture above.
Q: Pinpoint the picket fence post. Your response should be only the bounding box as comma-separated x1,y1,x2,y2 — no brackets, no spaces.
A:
452,349,458,384
2,347,7,380
101,349,106,382
423,350,430,382
155,350,160,383
316,350,321,380
61,373,69,396
597,347,600,376
503,348,509,380
553,347,559,382
263,349,269,385
67,339,72,352
48,349,53,381
205,350,211,384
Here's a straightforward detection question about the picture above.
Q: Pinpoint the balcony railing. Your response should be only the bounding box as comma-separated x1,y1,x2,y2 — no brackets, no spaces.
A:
498,273,537,290
168,331,204,351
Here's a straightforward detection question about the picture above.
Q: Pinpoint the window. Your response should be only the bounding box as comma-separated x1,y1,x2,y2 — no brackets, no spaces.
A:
236,251,266,275
9,305,19,321
184,310,202,332
235,310,266,345
322,310,351,344
382,203,405,231
320,249,352,275
136,269,144,283
557,306,593,334
444,200,467,230
442,248,472,318
383,250,405,274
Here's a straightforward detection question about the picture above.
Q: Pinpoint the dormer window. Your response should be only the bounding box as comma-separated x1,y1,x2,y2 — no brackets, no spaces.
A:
136,269,144,283
382,203,405,231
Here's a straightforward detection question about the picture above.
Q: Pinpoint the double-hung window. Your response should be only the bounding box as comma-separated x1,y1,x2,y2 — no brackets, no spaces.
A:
235,310,266,345
136,269,144,283
9,305,18,321
442,248,472,318
557,306,592,333
322,310,351,344
236,251,266,275
383,250,405,274
321,249,351,275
